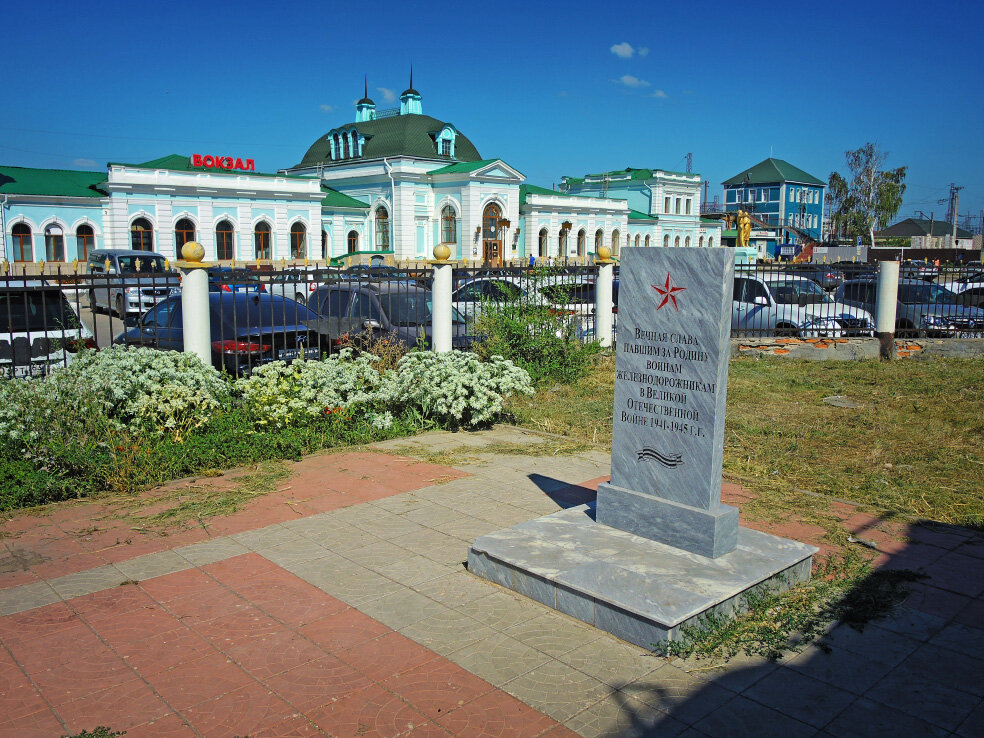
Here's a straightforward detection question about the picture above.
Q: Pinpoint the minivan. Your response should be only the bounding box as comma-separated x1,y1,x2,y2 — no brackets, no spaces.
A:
87,249,179,318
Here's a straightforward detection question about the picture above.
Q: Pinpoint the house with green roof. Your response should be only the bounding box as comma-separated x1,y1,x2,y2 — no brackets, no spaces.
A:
722,158,826,254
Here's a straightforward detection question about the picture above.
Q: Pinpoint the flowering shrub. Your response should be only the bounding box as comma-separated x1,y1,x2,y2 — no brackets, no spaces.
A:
236,348,388,428
381,351,533,428
0,347,228,444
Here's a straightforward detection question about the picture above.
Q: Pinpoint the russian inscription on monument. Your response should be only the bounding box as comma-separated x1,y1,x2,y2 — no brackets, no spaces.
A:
596,247,738,558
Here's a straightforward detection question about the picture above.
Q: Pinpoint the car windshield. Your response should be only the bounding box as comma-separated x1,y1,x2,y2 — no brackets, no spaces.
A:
0,290,81,332
219,297,317,328
117,255,168,273
899,283,959,305
764,279,832,305
378,292,466,325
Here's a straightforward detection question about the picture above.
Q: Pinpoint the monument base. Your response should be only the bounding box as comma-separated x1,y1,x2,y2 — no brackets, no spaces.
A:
468,503,817,648
596,482,739,559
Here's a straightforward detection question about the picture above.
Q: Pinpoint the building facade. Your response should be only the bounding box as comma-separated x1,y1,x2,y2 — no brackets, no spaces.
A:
3,81,721,267
722,158,826,249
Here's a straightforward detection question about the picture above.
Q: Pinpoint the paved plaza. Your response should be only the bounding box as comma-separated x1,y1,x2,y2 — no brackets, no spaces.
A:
1,427,982,737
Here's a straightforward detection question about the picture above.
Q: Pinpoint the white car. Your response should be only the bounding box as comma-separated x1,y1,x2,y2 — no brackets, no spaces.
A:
940,270,984,295
733,274,874,338
1,281,95,378
264,266,343,305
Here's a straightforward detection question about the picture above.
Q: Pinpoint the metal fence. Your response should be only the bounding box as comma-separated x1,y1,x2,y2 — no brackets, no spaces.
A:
2,259,981,378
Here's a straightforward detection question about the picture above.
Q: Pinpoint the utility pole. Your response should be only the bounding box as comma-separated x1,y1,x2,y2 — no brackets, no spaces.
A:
685,153,693,174
928,212,934,250
950,184,963,248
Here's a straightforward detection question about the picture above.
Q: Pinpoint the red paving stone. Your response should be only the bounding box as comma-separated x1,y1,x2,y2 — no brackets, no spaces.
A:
0,553,572,736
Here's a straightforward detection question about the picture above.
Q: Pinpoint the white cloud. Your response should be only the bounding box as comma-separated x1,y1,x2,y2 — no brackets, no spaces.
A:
610,42,634,58
618,74,650,88
651,89,668,98
377,87,396,103
73,158,97,168
639,47,650,57
319,104,335,113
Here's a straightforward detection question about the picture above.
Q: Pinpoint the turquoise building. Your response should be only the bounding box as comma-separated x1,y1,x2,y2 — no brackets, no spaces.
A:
2,79,719,266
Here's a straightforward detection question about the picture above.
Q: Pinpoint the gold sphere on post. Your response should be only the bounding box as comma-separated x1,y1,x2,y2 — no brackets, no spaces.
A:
433,243,452,262
596,245,613,263
181,241,206,263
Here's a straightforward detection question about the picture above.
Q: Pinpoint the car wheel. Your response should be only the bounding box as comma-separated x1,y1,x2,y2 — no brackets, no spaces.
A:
115,294,125,319
897,320,916,338
88,290,98,314
774,325,799,337
294,292,307,306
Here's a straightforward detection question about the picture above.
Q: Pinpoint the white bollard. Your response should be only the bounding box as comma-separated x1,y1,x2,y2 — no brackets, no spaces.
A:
875,260,900,360
595,246,615,348
431,245,453,353
178,242,213,366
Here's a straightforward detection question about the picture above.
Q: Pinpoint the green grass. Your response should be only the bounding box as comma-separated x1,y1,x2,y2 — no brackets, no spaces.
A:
510,355,984,527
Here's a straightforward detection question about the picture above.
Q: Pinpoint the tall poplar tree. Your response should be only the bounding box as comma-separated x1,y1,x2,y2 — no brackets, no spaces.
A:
826,143,907,245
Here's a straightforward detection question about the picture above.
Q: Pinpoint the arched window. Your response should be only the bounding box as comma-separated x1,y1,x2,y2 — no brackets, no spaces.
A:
674,236,681,247
611,230,620,256
215,220,234,260
347,230,359,254
538,228,548,258
290,222,307,259
685,236,691,248
12,223,33,262
321,229,327,255
595,229,603,252
343,135,350,159
559,228,568,256
577,229,586,257
663,235,670,247
634,234,641,247
644,235,651,247
254,221,271,260
175,218,196,251
76,225,95,260
441,205,457,244
699,236,705,247
131,218,154,251
375,207,390,250
44,225,65,261
708,237,714,247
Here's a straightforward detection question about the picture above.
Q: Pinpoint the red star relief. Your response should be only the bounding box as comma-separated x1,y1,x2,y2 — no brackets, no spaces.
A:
653,273,686,311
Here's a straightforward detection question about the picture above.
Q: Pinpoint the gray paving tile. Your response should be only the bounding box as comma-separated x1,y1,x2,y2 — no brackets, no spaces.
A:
459,589,547,632
864,664,980,732
449,631,552,685
370,554,453,588
114,550,193,581
390,527,462,557
0,580,60,616
818,622,922,666
368,494,429,515
743,668,855,729
355,587,451,630
230,524,295,551
693,694,815,738
256,538,332,568
307,525,383,552
900,643,984,697
557,636,664,689
434,517,500,543
824,696,950,738
502,658,610,722
930,622,984,657
398,609,498,657
870,605,948,641
403,503,463,527
174,536,250,566
341,540,411,569
955,700,984,738
785,644,895,695
564,691,687,738
411,570,496,608
503,611,602,658
671,653,777,694
49,565,126,599
622,664,734,726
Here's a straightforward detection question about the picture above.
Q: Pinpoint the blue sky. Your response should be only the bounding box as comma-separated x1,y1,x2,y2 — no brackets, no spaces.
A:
5,0,982,229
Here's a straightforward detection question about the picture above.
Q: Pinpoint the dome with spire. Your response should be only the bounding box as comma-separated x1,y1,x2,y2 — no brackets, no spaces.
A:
357,76,374,106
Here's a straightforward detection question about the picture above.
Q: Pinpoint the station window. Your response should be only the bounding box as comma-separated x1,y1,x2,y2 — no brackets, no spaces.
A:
375,207,390,249
131,218,154,251
611,230,620,256
44,225,65,261
254,221,271,260
290,222,307,259
347,230,359,254
594,229,603,252
538,228,548,257
76,225,95,260
12,223,33,261
215,220,234,260
441,205,456,244
577,229,586,256
175,218,196,250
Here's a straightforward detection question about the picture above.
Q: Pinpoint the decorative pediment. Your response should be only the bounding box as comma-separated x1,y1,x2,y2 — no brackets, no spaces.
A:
472,160,524,181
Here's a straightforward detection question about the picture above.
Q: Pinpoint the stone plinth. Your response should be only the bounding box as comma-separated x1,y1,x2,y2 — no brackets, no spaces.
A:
468,504,816,648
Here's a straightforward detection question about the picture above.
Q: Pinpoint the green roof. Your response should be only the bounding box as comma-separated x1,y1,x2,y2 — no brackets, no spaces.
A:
628,209,657,221
876,218,973,239
700,217,721,225
0,165,106,198
565,167,696,183
109,154,309,179
520,183,609,206
320,186,368,209
722,158,824,186
296,114,482,167
428,159,499,175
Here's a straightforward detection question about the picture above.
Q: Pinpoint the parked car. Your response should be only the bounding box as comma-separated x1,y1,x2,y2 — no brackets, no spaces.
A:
117,292,326,375
733,274,874,337
451,275,598,332
954,287,984,310
264,266,342,305
834,278,984,337
900,260,939,280
1,280,95,378
206,267,265,293
308,281,473,350
940,270,984,295
781,263,844,291
87,249,180,318
832,262,877,281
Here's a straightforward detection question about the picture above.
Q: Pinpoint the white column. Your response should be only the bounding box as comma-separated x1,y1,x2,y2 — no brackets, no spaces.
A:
431,261,453,352
596,260,614,348
180,264,212,365
875,260,900,360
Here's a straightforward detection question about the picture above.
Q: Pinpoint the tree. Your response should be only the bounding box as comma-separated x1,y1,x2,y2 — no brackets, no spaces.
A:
825,143,907,246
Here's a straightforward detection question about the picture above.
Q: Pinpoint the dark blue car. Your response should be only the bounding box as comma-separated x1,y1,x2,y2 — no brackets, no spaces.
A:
117,292,325,375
